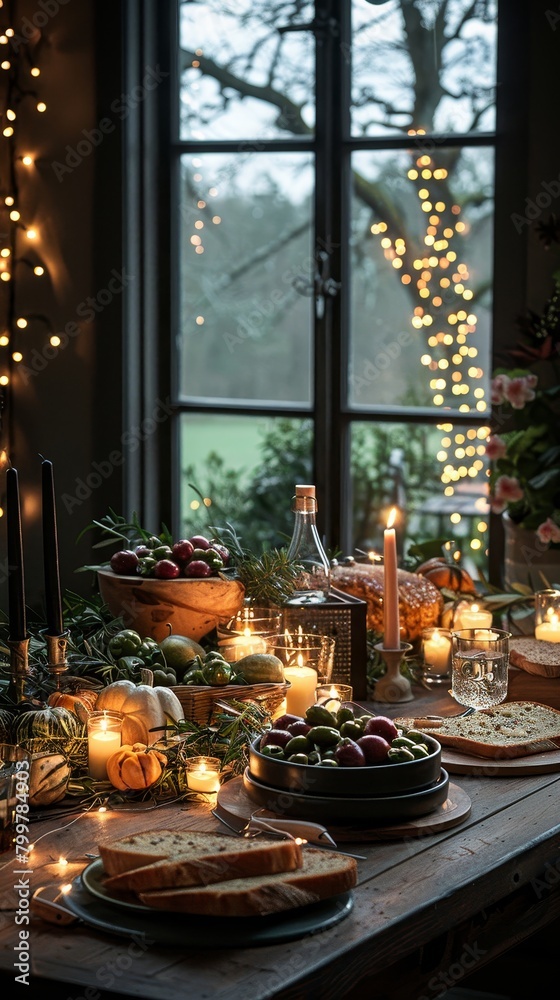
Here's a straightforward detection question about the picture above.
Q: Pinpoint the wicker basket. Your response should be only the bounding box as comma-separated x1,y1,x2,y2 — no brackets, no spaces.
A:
171,682,289,726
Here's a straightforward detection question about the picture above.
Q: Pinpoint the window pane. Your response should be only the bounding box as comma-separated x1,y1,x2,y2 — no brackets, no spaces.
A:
349,421,489,574
349,145,494,413
179,152,314,405
179,0,315,141
351,0,497,137
180,414,313,550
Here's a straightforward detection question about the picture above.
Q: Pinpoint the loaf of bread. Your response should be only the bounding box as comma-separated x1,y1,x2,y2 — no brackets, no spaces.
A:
137,848,357,916
395,701,560,759
508,637,560,678
99,829,303,887
331,563,443,640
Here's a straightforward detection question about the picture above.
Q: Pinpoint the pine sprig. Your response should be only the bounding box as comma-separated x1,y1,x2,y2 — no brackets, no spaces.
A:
209,520,300,606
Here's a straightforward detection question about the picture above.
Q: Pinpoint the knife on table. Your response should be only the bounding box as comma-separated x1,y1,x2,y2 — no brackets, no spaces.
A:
211,804,366,860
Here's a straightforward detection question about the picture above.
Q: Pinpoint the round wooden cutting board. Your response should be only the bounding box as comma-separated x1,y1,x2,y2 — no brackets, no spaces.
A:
441,745,560,776
217,775,471,843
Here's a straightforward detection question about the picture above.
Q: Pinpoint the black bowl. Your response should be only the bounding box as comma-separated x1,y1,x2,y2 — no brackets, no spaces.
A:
243,767,449,824
248,732,442,798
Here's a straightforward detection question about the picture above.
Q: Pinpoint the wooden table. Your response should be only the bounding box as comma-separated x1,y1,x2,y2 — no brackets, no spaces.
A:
1,684,560,1000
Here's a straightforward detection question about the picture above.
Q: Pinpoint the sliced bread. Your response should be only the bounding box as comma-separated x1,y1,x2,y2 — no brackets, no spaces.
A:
137,848,357,916
395,701,560,759
99,829,303,887
509,637,560,678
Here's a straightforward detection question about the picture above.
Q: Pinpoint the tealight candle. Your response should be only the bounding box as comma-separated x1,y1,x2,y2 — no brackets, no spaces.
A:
218,631,268,663
87,712,122,780
534,590,560,642
285,655,317,717
315,683,353,713
186,756,221,793
454,603,493,630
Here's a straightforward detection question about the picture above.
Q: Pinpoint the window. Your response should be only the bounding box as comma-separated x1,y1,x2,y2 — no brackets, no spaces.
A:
169,0,498,567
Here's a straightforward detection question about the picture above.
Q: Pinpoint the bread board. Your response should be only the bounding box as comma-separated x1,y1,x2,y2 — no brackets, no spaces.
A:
441,745,560,776
217,775,471,842
508,635,560,678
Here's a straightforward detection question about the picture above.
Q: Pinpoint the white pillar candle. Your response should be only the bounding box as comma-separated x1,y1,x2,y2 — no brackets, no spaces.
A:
383,508,400,649
88,728,121,780
285,663,317,718
423,629,452,674
219,631,267,663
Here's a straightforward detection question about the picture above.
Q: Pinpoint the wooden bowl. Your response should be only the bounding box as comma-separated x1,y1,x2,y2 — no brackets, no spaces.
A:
97,569,246,642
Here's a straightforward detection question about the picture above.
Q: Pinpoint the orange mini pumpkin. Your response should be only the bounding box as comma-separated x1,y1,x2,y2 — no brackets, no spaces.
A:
106,742,167,791
47,688,99,722
416,557,477,595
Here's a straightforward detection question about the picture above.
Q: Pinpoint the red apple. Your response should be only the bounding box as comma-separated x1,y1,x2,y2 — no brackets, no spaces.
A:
189,534,211,550
357,734,391,765
183,559,212,578
363,715,399,743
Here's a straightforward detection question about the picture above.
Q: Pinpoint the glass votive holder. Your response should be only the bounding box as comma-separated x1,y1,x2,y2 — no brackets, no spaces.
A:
265,632,336,718
315,684,353,713
451,627,511,710
421,627,452,684
217,605,283,662
453,602,493,630
87,711,123,780
185,756,221,793
534,589,560,642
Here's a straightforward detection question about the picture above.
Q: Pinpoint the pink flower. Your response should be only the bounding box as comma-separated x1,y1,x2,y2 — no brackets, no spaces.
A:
493,474,524,504
503,375,536,409
536,518,560,546
491,374,510,405
490,497,507,515
485,434,507,461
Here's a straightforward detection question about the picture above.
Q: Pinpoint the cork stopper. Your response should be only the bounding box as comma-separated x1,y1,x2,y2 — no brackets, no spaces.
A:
293,485,318,513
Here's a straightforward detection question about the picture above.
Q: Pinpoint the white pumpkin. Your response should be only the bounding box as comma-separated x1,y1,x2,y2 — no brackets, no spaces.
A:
94,680,184,745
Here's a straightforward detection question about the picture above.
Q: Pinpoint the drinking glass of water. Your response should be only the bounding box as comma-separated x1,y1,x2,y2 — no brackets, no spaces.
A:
451,628,511,710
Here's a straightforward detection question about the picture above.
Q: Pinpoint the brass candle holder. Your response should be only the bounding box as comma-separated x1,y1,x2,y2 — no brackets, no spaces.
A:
373,642,414,703
8,637,32,704
44,631,70,689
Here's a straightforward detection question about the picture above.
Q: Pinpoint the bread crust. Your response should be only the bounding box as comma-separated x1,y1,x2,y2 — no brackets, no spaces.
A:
137,849,358,916
395,701,560,759
509,637,560,678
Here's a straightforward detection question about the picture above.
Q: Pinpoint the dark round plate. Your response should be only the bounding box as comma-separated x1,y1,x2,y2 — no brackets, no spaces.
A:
249,731,442,797
65,864,354,948
243,766,449,824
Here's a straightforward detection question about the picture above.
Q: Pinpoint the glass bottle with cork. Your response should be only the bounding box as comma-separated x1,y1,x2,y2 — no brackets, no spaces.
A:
286,484,331,605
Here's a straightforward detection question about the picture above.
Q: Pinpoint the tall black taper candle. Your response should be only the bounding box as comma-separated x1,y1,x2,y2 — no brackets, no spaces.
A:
41,458,63,636
6,467,27,641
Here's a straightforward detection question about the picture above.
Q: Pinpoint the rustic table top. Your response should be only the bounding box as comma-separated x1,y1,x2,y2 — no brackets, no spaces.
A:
1,682,560,1000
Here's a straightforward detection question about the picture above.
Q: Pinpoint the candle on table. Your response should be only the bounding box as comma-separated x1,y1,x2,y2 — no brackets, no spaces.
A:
41,458,63,636
285,654,317,717
535,614,560,642
423,629,452,675
219,630,267,663
87,713,122,780
455,603,492,630
315,683,353,713
383,507,400,649
6,468,27,641
186,757,221,793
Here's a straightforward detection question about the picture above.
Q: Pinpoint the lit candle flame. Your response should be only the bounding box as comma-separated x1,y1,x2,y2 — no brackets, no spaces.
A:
387,507,397,529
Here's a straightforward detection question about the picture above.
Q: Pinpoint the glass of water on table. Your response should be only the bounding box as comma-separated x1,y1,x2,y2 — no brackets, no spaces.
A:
451,628,511,710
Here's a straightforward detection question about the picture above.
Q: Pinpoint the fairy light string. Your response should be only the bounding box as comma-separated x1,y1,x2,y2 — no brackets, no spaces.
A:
0,0,49,512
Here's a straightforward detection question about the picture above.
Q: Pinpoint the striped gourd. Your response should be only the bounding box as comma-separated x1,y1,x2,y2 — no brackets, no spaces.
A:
29,752,71,807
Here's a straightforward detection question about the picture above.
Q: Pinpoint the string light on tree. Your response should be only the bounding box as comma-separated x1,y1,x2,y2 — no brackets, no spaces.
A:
369,140,491,555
